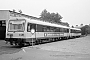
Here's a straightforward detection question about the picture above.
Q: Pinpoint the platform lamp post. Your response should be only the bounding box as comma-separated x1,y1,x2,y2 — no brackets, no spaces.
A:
31,29,35,47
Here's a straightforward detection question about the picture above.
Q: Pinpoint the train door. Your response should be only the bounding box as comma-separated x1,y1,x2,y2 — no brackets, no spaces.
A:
0,20,6,40
27,23,36,38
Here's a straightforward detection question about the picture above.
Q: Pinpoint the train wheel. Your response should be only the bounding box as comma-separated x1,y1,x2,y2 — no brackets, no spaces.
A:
10,41,13,45
18,42,25,46
15,42,18,46
39,39,42,44
48,38,51,42
59,37,61,40
61,37,63,40
27,42,31,46
67,37,69,40
65,37,68,40
56,38,59,41
35,40,39,45
52,38,55,42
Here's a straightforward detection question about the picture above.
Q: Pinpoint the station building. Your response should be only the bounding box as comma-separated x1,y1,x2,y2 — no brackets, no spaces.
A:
0,10,35,40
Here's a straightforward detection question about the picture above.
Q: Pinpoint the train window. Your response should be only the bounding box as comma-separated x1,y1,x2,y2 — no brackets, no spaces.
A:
71,29,72,33
59,28,69,33
51,27,56,32
76,30,81,33
50,27,54,32
46,26,50,32
71,29,77,33
60,28,62,32
8,20,25,32
67,29,69,33
60,28,64,32
9,24,24,31
71,29,73,33
43,26,46,32
43,26,51,32
37,24,43,32
27,23,30,32
27,23,36,32
55,28,60,32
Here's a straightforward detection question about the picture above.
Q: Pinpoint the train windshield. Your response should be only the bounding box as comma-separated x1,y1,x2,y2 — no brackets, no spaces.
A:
8,19,25,32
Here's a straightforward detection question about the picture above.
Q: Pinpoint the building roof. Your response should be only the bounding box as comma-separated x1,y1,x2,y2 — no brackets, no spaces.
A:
9,10,40,20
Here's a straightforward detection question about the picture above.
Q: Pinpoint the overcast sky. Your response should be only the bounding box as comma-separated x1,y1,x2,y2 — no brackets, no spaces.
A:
0,0,90,26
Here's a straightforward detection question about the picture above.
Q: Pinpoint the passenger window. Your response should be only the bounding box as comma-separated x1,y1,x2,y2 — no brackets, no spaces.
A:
37,24,43,32
67,29,69,32
27,23,30,32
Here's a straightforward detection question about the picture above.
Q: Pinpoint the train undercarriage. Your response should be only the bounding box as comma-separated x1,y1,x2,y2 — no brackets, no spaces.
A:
5,35,80,46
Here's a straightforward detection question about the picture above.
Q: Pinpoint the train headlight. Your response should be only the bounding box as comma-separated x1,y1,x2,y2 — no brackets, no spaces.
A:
31,29,35,34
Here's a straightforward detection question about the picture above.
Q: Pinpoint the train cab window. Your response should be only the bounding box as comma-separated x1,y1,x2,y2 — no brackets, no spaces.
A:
8,20,25,32
64,28,67,32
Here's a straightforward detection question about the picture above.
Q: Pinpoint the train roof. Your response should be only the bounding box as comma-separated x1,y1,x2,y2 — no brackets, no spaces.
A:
9,17,81,31
26,18,70,29
70,27,81,30
9,17,69,29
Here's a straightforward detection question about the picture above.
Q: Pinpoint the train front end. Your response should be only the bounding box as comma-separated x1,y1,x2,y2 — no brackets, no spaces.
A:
5,17,26,46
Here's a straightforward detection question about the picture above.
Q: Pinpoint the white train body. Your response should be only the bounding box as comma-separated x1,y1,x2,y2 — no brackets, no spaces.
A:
5,17,81,46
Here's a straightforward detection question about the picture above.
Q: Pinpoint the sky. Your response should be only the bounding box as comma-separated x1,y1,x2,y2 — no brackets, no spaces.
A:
0,0,90,26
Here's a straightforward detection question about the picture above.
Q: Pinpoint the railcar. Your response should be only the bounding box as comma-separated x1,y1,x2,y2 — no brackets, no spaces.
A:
5,17,81,46
70,27,81,38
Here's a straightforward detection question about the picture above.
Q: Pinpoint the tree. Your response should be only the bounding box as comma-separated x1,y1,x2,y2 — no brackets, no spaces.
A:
81,25,90,35
40,9,62,23
40,9,69,26
40,9,48,20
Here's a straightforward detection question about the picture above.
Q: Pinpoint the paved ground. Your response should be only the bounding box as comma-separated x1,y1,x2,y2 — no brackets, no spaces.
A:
35,36,90,54
0,40,21,55
0,35,90,60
